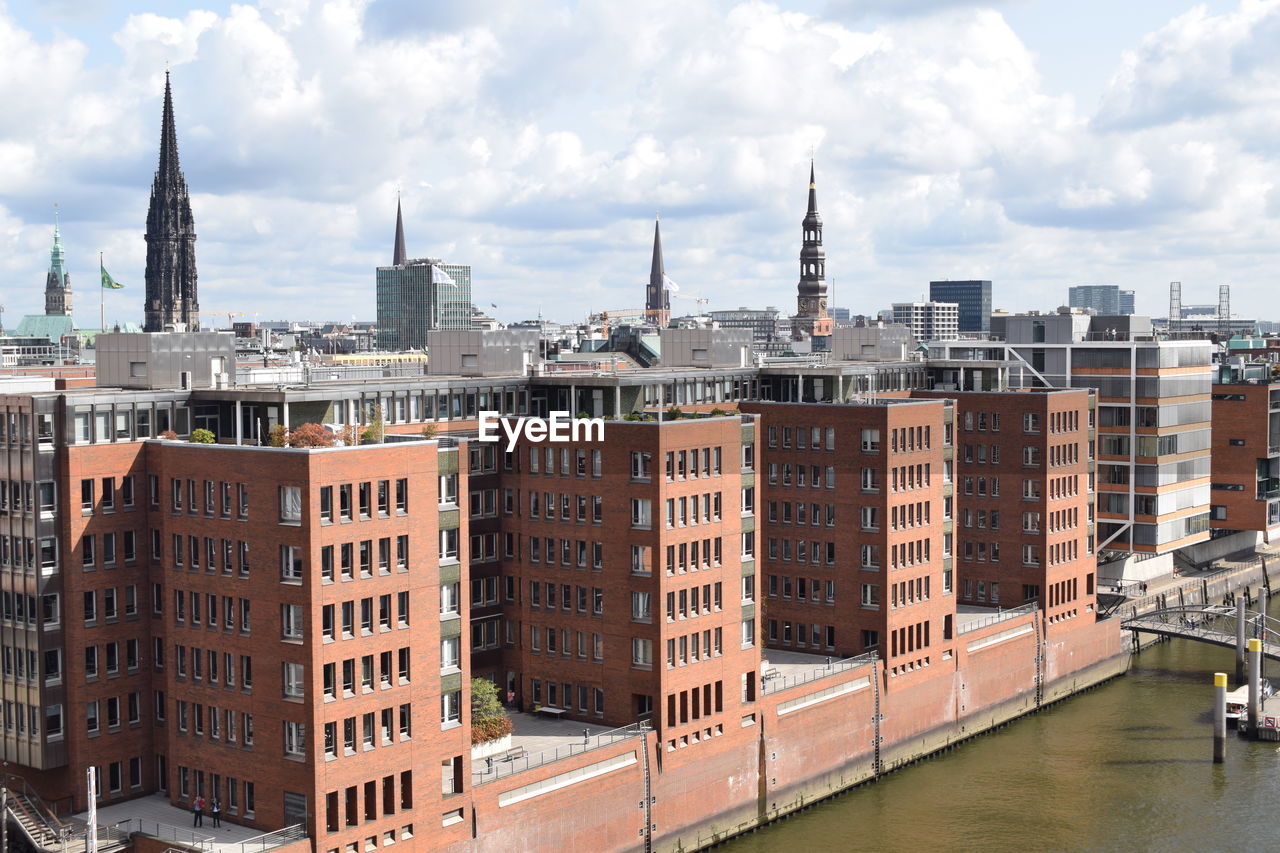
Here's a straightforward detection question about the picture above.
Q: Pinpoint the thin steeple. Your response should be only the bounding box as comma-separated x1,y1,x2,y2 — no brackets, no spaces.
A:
157,71,182,185
807,160,818,216
393,196,407,266
645,214,670,325
45,205,73,317
649,214,664,284
144,71,199,332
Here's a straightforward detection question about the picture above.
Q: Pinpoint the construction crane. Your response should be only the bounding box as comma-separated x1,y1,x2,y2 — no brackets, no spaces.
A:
674,294,710,312
591,308,648,327
198,311,247,329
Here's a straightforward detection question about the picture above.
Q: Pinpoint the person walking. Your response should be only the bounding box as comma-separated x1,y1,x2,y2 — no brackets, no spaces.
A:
210,798,222,829
192,796,204,827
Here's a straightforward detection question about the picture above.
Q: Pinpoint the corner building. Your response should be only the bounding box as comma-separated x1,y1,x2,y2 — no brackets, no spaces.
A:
486,416,762,752
915,389,1098,629
743,398,953,682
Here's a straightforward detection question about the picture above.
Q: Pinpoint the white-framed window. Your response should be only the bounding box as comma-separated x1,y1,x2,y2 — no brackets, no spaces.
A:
281,604,303,640
279,486,302,523
283,721,306,756
631,638,652,668
282,662,305,699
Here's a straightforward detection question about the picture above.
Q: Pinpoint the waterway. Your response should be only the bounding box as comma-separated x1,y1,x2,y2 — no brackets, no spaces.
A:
724,617,1280,852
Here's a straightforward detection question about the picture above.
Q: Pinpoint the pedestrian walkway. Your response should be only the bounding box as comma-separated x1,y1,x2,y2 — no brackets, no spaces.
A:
74,794,272,853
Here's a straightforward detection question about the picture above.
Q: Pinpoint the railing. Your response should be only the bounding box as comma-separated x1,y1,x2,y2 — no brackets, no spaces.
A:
237,823,307,853
473,721,650,786
956,602,1039,635
110,817,215,851
761,651,878,695
2,774,69,845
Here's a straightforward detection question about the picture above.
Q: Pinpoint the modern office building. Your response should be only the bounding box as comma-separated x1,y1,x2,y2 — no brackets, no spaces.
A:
892,301,959,342
375,201,472,351
929,311,1212,571
143,73,199,333
706,307,786,344
1068,286,1135,317
928,280,991,333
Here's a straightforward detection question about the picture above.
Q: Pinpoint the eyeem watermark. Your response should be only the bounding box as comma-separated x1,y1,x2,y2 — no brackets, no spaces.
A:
478,411,605,452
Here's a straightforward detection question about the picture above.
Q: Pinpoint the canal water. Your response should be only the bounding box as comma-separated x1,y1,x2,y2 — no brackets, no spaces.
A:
724,617,1280,852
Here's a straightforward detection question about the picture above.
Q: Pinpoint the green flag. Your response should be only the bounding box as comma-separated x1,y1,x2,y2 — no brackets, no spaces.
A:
100,261,124,290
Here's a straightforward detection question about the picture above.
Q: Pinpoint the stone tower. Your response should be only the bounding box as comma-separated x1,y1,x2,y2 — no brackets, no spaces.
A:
143,71,199,332
45,215,72,316
791,162,832,345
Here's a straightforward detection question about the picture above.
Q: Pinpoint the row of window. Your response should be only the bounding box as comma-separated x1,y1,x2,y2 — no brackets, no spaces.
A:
320,649,415,700
83,639,140,680
174,699,254,745
172,591,252,634
322,704,413,758
320,594,413,641
766,620,837,650
664,628,724,668
662,583,723,621
664,681,724,729
317,479,411,524
85,692,143,734
167,477,250,519
766,426,838,451
528,582,605,615
2,479,57,516
316,536,413,582
171,645,254,690
765,464,837,489
765,538,837,566
768,499,839,525
324,770,415,834
766,575,835,603
527,678,605,717
176,766,255,818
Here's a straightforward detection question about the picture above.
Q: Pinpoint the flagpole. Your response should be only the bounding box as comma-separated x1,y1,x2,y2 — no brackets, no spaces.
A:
99,253,105,333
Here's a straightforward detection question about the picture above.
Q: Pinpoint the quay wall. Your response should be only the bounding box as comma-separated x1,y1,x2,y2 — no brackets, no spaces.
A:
443,616,1125,853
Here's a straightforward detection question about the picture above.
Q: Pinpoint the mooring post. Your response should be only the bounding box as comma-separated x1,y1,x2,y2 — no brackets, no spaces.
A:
1237,596,1248,684
1214,671,1227,763
1248,637,1262,737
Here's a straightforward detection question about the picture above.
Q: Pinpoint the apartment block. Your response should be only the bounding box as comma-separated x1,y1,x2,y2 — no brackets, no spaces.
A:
1210,361,1280,539
482,416,761,753
915,389,1098,628
744,399,953,682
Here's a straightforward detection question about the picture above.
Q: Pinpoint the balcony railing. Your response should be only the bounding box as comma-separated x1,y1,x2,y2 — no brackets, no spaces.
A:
956,602,1039,635
473,721,650,786
761,651,879,694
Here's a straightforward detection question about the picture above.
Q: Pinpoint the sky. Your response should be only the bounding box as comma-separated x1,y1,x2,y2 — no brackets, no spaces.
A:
0,0,1276,328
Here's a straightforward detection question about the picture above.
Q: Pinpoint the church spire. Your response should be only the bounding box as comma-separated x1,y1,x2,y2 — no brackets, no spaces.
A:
393,196,407,266
645,214,670,327
792,161,832,345
45,208,72,317
144,71,199,332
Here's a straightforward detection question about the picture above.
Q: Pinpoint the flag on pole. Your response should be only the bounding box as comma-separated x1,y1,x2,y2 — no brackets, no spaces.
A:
662,274,679,293
432,265,456,286
100,261,124,290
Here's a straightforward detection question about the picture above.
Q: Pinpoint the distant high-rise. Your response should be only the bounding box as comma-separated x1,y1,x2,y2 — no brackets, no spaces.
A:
1068,285,1134,316
1119,289,1136,315
143,72,199,332
376,200,472,351
45,216,72,317
928,280,990,333
892,301,959,342
645,216,671,327
791,162,833,345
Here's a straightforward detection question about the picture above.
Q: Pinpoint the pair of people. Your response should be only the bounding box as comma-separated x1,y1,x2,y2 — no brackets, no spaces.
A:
192,796,224,828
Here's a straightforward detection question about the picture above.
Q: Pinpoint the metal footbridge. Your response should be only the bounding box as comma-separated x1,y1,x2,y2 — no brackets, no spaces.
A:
1121,605,1280,662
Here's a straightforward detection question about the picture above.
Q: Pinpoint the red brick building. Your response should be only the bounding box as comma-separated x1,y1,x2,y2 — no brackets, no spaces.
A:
914,389,1098,628
743,398,952,684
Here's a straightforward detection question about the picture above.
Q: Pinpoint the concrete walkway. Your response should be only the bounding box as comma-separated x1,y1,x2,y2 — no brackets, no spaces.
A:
74,794,269,853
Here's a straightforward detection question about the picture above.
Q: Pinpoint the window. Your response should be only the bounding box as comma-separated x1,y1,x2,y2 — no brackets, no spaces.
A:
282,604,304,640
283,663,305,699
281,546,303,581
860,584,880,608
631,499,652,529
277,486,303,525
631,638,652,668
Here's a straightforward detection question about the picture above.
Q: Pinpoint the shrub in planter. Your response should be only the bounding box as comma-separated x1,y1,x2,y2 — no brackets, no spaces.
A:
189,428,215,444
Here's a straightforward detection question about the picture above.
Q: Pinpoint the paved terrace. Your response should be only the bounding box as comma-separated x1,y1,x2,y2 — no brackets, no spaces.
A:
762,648,878,694
74,794,303,853
956,602,1038,633
473,713,648,786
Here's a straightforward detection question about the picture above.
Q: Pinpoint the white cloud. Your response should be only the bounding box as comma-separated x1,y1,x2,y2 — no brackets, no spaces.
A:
2,0,1280,327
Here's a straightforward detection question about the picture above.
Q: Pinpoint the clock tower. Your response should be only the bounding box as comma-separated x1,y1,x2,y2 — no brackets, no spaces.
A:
791,162,832,346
